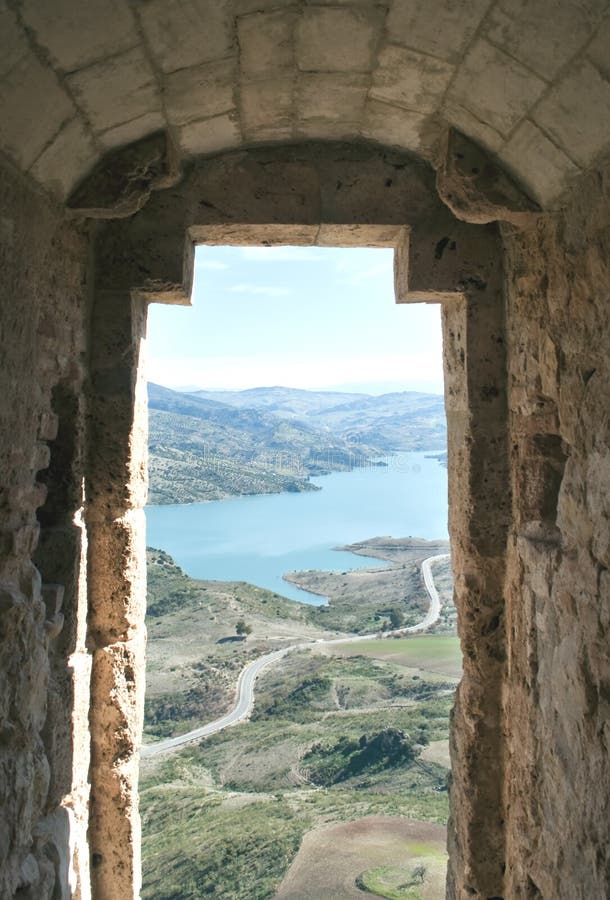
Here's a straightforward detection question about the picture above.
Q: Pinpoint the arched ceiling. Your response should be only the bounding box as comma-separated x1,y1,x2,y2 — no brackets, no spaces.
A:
1,0,609,207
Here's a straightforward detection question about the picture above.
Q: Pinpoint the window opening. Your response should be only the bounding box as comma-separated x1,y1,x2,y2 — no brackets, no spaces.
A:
139,245,458,900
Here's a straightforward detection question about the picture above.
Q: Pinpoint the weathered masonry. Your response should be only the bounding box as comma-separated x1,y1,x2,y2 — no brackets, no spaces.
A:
1,3,609,899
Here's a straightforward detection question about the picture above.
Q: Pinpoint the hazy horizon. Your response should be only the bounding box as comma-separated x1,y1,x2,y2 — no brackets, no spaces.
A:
147,246,444,394
154,380,445,397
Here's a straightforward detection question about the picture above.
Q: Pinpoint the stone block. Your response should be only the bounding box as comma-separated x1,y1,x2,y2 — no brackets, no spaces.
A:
370,44,454,114
87,510,146,645
31,440,51,473
361,99,429,154
139,0,234,74
318,223,405,248
0,51,73,169
66,47,159,136
177,112,241,157
233,0,295,10
33,810,74,900
499,120,581,207
483,0,607,81
68,131,175,217
89,633,145,900
165,58,236,126
0,4,29,79
12,522,41,558
240,79,294,141
30,117,97,199
316,144,435,227
38,412,59,441
295,119,359,141
447,38,546,138
41,583,64,619
533,59,610,168
182,147,322,227
436,127,540,225
98,112,166,152
386,0,490,63
296,6,382,72
588,17,610,80
296,72,368,124
21,0,139,72
442,99,504,154
80,138,170,219
238,8,296,78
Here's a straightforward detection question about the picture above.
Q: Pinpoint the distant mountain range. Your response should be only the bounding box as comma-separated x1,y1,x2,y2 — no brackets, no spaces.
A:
147,384,446,505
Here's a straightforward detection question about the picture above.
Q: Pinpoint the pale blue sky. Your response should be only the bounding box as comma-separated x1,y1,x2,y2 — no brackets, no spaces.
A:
147,245,444,394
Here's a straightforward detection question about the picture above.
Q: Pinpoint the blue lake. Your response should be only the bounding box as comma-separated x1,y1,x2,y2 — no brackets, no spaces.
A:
145,451,448,605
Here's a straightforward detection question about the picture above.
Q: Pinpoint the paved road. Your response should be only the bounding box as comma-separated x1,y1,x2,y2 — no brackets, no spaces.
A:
141,553,450,758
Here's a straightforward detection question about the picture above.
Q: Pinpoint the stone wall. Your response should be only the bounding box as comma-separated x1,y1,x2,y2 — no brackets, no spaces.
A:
1,132,609,900
0,157,92,899
2,0,609,210
502,162,610,898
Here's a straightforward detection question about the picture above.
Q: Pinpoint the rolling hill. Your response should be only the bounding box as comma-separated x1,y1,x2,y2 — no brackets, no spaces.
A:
147,384,446,504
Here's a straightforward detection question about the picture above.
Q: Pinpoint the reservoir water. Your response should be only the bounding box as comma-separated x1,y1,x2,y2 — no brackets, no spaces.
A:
145,450,448,605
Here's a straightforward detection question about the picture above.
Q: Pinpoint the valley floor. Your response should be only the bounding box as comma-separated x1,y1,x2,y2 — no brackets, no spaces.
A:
140,538,459,900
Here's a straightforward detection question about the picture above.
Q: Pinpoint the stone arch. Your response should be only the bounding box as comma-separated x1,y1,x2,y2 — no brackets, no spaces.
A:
81,138,515,899
1,4,609,898
1,1,609,209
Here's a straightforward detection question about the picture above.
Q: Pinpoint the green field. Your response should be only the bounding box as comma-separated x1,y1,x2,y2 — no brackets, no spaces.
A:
141,651,455,898
327,635,462,678
357,849,447,900
140,547,459,899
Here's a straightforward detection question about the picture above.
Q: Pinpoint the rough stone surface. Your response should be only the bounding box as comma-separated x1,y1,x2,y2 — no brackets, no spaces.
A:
84,285,149,900
370,44,454,114
296,72,368,134
499,120,580,208
447,38,547,139
97,112,166,153
500,158,610,900
67,132,179,219
138,0,234,73
436,129,540,225
386,0,491,63
30,118,97,200
0,48,74,170
0,155,92,899
295,6,383,72
177,111,242,159
483,0,607,81
1,58,610,899
240,79,294,141
532,58,610,168
237,8,296,78
165,58,236,127
2,0,607,205
65,47,160,138
20,0,139,72
361,100,431,156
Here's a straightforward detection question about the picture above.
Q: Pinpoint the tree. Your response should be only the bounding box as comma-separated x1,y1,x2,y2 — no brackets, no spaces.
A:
411,865,427,885
235,620,252,637
389,608,404,629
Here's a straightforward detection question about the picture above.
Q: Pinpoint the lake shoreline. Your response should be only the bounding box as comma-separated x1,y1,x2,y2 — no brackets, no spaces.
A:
145,450,449,605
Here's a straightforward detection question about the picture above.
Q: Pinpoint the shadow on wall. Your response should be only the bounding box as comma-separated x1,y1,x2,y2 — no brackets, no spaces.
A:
29,382,87,898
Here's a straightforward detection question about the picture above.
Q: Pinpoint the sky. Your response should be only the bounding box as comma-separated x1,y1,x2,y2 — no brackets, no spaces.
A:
146,245,444,395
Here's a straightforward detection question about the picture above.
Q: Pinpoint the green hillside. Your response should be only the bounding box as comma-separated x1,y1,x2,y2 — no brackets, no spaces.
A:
147,384,446,504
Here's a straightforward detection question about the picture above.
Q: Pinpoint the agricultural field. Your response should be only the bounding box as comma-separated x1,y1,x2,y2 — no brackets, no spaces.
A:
324,635,462,679
140,543,459,899
276,817,447,900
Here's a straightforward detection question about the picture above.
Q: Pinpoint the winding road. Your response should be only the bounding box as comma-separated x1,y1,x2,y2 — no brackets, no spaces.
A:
141,553,450,758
